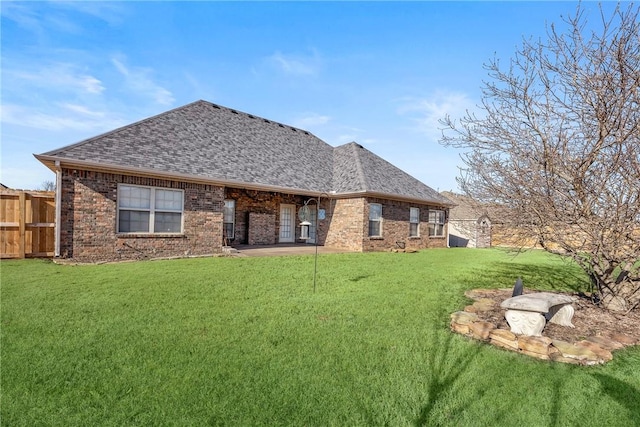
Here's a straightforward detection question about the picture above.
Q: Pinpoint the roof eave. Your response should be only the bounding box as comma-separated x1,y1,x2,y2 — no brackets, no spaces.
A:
33,155,329,198
332,190,454,207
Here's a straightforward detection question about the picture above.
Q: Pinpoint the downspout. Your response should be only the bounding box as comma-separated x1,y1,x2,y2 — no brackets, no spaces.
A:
54,161,62,258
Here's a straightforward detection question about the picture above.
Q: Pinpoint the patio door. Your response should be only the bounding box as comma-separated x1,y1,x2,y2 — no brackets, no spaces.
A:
279,204,295,243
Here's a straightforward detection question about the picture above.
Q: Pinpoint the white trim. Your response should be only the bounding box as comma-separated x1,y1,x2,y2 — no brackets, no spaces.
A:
223,199,235,240
428,209,446,237
368,203,383,237
409,207,420,237
279,204,295,243
117,184,184,234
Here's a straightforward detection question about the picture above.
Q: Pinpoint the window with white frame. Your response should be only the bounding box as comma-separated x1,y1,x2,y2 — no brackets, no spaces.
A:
369,203,382,237
410,207,420,237
118,184,183,233
428,209,445,237
223,200,235,240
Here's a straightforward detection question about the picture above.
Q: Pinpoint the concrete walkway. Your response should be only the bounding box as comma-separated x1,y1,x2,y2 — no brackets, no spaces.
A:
230,244,354,257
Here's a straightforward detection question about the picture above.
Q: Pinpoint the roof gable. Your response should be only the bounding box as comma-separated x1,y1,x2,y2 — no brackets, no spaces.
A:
37,100,450,205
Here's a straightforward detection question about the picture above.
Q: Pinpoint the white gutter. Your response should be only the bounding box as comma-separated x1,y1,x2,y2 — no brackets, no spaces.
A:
54,161,62,257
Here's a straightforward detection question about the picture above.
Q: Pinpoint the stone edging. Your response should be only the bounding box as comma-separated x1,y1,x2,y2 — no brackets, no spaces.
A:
450,289,639,365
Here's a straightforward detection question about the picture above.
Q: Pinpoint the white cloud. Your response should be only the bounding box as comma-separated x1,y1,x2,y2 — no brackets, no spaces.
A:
292,112,331,129
1,1,127,35
111,56,175,105
1,104,124,132
8,64,105,95
267,50,322,76
398,91,477,141
52,1,127,26
59,103,107,118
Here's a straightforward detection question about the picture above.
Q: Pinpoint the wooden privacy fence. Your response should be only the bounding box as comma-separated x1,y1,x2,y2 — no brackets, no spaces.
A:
1,190,55,259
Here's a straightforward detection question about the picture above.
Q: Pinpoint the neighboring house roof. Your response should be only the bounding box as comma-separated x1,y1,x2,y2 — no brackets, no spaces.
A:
441,191,489,220
36,100,452,206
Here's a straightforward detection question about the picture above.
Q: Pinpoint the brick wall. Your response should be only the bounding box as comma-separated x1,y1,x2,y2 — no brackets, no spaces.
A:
362,197,448,251
306,196,450,252
60,169,224,262
58,170,449,261
324,198,366,251
248,213,276,245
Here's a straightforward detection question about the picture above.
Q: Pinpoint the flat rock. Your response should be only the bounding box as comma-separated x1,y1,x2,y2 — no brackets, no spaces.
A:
585,336,625,351
464,299,495,313
450,311,479,325
451,322,470,335
490,329,519,350
518,335,552,355
549,351,583,365
552,339,601,362
469,321,496,340
575,340,613,362
490,328,517,341
608,333,639,346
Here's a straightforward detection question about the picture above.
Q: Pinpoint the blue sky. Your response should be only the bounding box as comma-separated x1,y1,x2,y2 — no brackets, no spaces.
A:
0,1,619,191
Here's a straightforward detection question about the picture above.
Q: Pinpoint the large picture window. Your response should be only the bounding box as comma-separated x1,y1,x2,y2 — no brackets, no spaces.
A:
428,209,445,237
223,200,235,240
118,185,183,233
369,203,382,237
410,207,420,237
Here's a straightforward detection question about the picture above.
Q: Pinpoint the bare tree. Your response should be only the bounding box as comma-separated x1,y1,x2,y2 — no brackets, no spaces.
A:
441,3,640,312
39,180,56,191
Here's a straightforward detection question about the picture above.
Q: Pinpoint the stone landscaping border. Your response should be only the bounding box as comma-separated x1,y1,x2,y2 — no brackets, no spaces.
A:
450,289,639,365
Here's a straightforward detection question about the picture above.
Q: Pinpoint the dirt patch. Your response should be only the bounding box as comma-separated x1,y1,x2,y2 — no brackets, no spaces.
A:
464,288,640,344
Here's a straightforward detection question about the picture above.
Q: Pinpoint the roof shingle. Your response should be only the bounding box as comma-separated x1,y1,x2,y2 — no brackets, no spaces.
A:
37,100,452,205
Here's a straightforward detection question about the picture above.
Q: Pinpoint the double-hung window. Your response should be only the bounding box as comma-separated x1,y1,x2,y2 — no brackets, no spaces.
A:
409,207,420,237
118,184,183,233
428,209,445,237
368,203,382,237
223,200,235,240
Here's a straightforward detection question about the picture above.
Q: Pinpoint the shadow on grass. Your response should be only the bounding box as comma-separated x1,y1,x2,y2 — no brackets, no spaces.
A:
414,310,483,426
592,373,640,425
468,261,589,293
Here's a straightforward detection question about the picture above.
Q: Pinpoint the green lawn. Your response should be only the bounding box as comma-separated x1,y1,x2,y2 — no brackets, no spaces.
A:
2,249,639,426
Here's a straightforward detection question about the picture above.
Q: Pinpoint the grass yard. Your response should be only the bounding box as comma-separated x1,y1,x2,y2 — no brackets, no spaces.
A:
2,249,639,426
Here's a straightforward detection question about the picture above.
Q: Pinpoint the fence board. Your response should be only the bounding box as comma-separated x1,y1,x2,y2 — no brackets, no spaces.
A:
0,190,55,259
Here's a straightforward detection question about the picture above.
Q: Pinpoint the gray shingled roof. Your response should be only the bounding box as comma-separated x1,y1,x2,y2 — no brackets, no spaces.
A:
36,100,452,206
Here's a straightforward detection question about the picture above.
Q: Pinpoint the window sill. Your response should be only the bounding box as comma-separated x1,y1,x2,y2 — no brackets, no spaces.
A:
409,236,421,239
368,236,384,240
117,233,186,239
429,236,446,239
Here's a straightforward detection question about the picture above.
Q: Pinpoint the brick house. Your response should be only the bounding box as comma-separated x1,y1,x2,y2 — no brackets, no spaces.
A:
35,100,454,262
